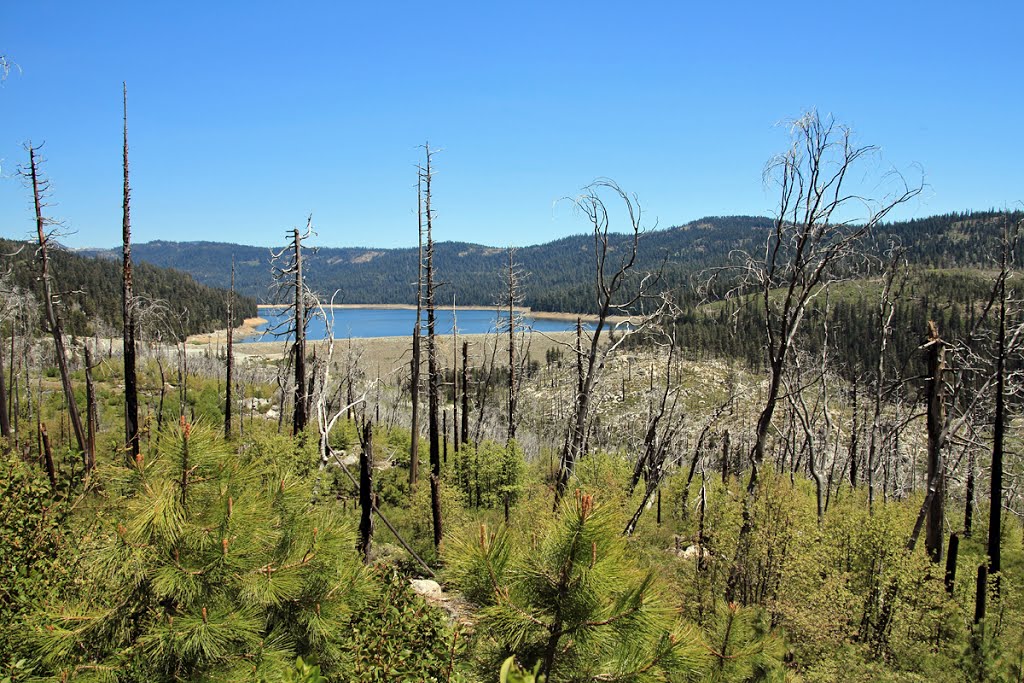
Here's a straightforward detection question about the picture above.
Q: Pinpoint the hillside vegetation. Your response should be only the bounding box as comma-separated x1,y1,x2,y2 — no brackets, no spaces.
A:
83,210,1022,313
2,238,256,338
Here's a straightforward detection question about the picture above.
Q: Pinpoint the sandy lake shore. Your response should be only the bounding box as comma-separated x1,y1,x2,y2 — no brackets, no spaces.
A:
254,303,631,325
188,330,579,374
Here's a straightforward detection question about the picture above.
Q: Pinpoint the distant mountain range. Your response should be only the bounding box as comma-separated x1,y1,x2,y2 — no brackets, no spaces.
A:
79,211,1023,314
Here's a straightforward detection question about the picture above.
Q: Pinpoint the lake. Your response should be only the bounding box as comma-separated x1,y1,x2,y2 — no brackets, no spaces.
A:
242,306,585,342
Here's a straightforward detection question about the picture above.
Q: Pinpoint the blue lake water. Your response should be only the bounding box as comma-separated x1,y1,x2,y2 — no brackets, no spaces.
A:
243,307,583,342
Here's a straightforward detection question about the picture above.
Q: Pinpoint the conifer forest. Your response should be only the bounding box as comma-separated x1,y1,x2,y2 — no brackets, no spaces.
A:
2,33,1024,683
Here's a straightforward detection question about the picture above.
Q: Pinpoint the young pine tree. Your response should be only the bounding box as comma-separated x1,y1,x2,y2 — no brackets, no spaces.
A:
448,491,704,681
29,421,371,681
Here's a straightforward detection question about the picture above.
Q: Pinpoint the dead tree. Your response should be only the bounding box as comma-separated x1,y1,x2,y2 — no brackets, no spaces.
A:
121,84,141,459
0,328,8,447
784,351,826,522
83,345,98,471
269,218,315,436
461,340,470,447
358,421,374,561
452,295,459,450
224,257,235,439
555,179,663,503
410,173,424,487
720,111,920,602
863,245,908,512
924,321,947,563
987,219,1021,595
742,112,917,491
421,145,443,550
624,316,686,535
504,247,526,443
23,144,87,455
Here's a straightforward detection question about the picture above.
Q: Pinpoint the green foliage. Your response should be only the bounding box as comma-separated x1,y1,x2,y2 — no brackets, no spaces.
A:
447,491,705,681
699,602,785,682
500,656,545,683
451,439,525,510
270,656,327,683
0,237,256,338
344,570,468,682
0,450,72,675
26,422,371,680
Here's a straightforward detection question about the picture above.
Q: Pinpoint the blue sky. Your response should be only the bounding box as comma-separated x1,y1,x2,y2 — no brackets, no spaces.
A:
1,1,1021,249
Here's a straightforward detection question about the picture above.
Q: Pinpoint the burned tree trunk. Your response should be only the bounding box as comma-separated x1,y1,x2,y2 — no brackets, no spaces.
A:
925,321,946,563
410,174,424,488
84,346,97,471
26,145,86,456
556,182,661,503
358,421,374,561
987,231,1009,594
40,423,56,489
225,258,235,440
122,84,141,460
506,247,521,443
269,220,314,436
461,340,469,447
452,297,460,452
723,112,920,603
292,228,307,434
421,145,443,550
0,330,9,446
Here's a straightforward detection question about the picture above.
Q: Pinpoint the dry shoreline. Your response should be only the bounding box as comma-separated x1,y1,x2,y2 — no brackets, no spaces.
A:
184,306,629,370
187,316,267,346
254,303,630,325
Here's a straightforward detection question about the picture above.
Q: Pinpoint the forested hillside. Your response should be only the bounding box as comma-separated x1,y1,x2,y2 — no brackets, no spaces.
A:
82,210,1022,313
2,238,256,338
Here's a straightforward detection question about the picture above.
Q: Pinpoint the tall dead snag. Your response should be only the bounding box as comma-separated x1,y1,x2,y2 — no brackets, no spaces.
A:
452,296,459,451
420,145,443,550
23,144,87,455
924,321,946,563
410,174,424,488
84,345,98,471
987,222,1014,594
292,228,307,434
122,84,141,459
0,323,9,446
721,111,920,602
224,257,235,440
555,180,662,503
269,218,315,436
460,340,469,447
504,247,525,443
358,421,374,561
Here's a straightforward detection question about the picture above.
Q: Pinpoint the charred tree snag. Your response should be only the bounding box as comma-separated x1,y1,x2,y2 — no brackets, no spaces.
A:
720,112,920,602
410,174,424,488
924,321,946,563
24,144,86,456
555,180,662,504
122,84,141,459
224,258,235,440
421,145,443,550
358,421,374,561
269,219,315,436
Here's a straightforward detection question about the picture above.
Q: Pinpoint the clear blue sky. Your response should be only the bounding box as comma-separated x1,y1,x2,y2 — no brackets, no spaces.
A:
1,1,1021,249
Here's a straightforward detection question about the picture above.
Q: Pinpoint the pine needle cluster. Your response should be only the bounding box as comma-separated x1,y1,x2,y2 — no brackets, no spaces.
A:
28,421,370,681
448,491,704,681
